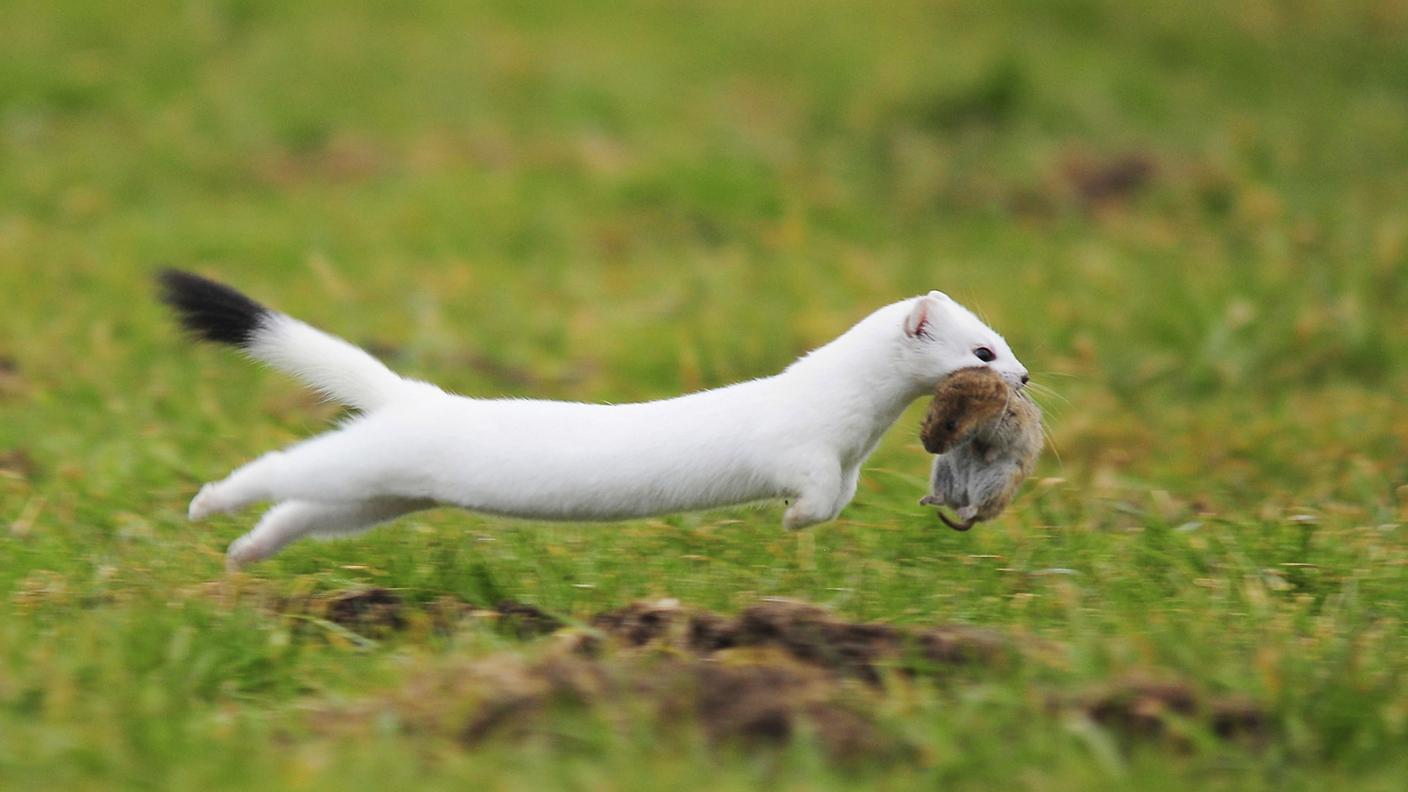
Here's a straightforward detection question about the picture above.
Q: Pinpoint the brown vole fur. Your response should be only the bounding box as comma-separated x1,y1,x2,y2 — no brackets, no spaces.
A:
918,368,1012,455
918,367,1042,531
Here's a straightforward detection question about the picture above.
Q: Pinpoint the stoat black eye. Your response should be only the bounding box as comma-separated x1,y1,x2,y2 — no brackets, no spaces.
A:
974,347,996,362
944,419,958,432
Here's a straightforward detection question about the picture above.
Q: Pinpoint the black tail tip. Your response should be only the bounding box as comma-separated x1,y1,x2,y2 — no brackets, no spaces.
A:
156,268,270,347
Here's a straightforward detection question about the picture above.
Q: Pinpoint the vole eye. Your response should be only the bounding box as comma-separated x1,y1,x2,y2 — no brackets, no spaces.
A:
974,347,996,362
944,419,958,432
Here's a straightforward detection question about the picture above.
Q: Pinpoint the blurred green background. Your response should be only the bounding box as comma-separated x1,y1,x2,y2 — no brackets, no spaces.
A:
1,0,1406,789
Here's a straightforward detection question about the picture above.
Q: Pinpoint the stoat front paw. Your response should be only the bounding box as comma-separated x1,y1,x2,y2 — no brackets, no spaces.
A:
188,483,224,521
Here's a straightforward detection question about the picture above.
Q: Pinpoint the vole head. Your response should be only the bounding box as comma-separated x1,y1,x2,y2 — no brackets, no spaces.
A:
899,292,1028,390
919,367,1011,453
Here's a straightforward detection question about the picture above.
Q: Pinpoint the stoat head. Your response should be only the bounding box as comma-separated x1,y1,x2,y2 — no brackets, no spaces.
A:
900,291,1028,390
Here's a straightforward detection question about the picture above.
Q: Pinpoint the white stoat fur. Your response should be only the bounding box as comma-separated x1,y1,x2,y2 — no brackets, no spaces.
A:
159,271,1028,568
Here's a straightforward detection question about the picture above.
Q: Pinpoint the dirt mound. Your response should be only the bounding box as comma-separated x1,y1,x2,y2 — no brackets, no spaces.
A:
492,599,565,638
303,592,1268,762
1073,677,1268,746
319,587,408,633
689,655,884,759
1062,151,1157,208
291,587,562,640
591,597,1010,684
295,590,1010,685
357,646,888,761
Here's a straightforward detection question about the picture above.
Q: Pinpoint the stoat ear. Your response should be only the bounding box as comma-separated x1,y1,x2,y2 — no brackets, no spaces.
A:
904,295,944,338
927,290,953,302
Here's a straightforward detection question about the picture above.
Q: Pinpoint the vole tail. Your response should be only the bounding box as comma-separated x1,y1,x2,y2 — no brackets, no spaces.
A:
937,510,975,532
158,269,438,411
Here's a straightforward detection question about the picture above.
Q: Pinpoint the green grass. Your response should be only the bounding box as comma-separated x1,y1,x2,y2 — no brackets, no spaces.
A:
2,0,1407,788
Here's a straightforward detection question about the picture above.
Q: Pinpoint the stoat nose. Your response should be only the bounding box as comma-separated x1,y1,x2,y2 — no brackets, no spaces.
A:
1020,373,1030,385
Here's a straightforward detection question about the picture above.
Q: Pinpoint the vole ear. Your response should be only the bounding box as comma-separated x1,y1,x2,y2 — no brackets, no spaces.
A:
904,295,944,338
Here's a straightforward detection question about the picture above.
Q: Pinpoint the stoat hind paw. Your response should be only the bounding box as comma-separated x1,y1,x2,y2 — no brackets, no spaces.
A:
225,533,269,571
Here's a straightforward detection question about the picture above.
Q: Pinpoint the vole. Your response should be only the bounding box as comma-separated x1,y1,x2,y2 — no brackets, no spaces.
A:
918,367,1042,531
158,270,1028,568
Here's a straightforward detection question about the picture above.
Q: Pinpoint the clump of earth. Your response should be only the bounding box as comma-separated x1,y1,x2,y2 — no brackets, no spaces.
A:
290,589,1266,760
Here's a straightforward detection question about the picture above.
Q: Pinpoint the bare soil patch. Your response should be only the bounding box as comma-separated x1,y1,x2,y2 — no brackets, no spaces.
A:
298,591,1268,760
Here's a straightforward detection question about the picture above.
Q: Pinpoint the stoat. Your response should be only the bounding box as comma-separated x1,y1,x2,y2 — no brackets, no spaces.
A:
158,270,1028,567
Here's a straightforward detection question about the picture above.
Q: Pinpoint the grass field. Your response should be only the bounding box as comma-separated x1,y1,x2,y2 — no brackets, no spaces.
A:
3,0,1407,788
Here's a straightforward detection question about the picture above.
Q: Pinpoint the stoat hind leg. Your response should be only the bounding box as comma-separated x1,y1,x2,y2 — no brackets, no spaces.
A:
226,497,433,569
187,420,413,520
188,449,294,521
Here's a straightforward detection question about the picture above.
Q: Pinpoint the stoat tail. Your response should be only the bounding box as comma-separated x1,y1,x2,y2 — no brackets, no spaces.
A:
158,269,438,411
